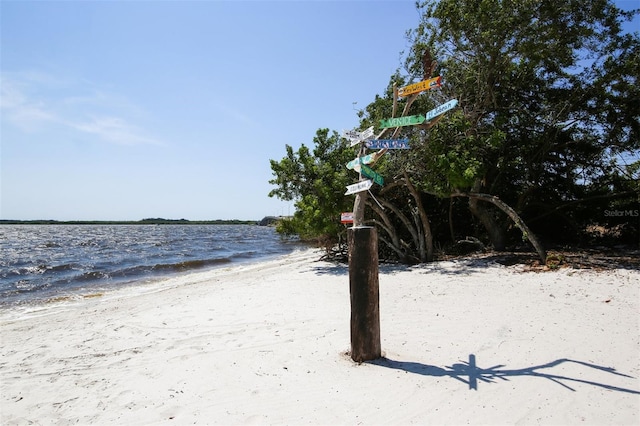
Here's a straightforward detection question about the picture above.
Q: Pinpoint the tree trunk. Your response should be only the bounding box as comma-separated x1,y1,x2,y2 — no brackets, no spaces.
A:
454,192,546,263
403,172,433,262
378,197,421,260
468,180,506,250
468,195,506,251
449,197,456,243
378,233,407,260
367,200,405,261
411,207,426,262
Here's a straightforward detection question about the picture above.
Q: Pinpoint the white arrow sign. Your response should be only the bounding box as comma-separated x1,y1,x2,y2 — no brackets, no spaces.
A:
345,179,373,195
343,130,359,140
425,99,458,122
343,126,374,147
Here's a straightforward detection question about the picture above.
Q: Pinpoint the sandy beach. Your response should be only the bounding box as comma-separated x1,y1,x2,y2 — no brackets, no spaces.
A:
1,248,638,425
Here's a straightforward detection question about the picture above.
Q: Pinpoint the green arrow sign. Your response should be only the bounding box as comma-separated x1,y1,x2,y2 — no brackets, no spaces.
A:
379,114,425,128
360,165,384,186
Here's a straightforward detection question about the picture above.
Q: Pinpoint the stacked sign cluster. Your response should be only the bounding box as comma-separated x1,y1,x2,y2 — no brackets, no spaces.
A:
342,75,458,209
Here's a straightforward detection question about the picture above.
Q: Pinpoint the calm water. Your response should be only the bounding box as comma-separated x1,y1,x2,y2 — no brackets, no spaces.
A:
0,224,304,308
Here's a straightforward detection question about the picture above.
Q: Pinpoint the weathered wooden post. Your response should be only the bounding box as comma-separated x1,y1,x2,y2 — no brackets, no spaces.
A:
342,125,382,363
341,49,448,363
348,225,381,362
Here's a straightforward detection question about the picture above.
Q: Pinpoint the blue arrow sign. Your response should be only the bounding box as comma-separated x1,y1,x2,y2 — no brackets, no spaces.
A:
366,139,410,150
425,99,458,122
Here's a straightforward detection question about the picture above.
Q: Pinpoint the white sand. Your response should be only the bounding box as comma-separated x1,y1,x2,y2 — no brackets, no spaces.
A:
1,248,638,425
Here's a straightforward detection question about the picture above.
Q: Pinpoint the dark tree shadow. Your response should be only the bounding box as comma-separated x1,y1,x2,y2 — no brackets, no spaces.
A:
368,354,640,394
309,257,518,277
309,263,348,276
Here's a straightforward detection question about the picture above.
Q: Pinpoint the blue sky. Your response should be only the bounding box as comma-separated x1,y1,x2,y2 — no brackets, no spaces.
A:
1,1,638,221
2,0,423,221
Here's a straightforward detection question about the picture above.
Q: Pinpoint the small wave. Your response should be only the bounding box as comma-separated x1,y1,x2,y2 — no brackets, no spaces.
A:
0,279,52,300
151,257,233,272
48,257,235,284
49,263,81,273
78,270,111,281
22,265,49,275
232,250,259,259
10,262,80,277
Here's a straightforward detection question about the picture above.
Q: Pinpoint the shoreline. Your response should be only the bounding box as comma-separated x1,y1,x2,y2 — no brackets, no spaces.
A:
0,233,308,312
1,248,638,425
0,248,316,321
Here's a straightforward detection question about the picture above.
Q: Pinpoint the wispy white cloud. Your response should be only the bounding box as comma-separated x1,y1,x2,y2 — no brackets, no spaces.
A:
70,116,161,146
1,71,164,146
0,74,56,130
212,100,258,128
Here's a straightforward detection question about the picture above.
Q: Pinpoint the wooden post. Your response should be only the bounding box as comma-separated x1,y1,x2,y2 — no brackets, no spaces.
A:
348,226,381,362
352,139,368,227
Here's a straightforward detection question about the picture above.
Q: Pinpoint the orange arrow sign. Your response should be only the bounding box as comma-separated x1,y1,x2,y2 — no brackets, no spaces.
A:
398,76,442,97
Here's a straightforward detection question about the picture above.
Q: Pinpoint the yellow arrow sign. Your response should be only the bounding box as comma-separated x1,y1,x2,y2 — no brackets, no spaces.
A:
398,76,442,97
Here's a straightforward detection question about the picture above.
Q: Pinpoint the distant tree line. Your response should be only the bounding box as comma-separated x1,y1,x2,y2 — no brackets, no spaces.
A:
0,219,259,225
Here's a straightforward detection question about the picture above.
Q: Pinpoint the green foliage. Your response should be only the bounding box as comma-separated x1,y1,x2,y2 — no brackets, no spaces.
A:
268,0,639,254
268,129,354,243
274,216,299,238
404,0,640,230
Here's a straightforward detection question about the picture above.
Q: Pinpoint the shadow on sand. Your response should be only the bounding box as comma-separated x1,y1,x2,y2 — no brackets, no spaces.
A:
368,354,640,394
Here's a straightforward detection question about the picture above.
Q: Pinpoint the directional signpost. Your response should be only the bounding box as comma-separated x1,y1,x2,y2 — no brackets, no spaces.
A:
425,99,458,122
345,179,373,195
366,139,410,150
360,165,384,186
397,76,442,97
343,126,374,147
380,115,425,129
342,50,456,362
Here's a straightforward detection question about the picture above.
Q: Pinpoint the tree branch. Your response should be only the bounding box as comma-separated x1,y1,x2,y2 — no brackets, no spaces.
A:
453,192,546,263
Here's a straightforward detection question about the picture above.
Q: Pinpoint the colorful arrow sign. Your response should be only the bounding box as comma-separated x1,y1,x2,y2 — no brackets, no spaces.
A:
366,139,410,150
360,165,384,186
343,126,374,147
398,76,442,97
345,180,373,195
425,99,458,121
342,129,360,140
380,115,425,129
346,157,362,170
346,148,388,170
